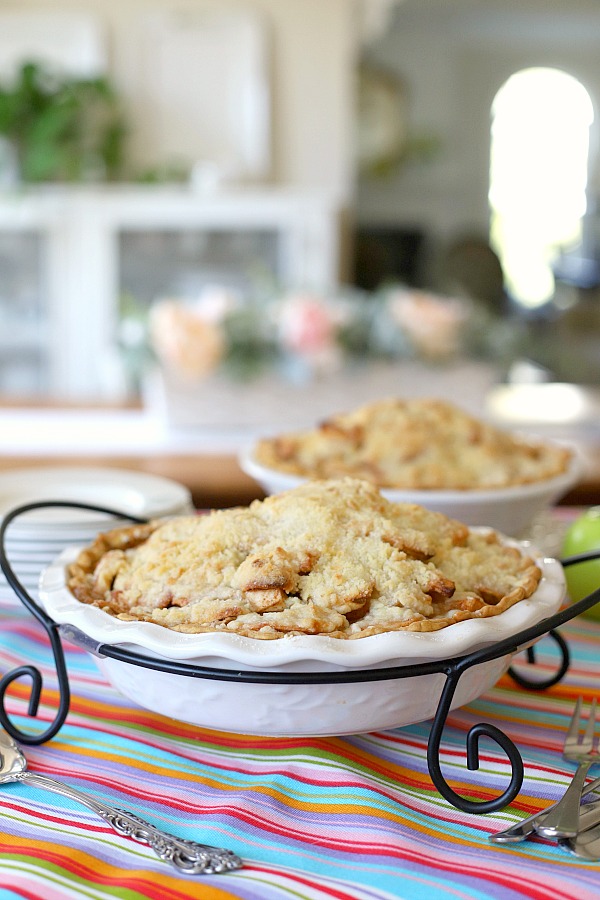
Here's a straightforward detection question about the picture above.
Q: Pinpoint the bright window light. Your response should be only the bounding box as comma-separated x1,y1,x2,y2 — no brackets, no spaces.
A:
489,67,594,309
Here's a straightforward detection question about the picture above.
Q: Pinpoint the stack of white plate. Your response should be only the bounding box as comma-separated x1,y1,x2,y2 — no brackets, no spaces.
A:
0,467,193,605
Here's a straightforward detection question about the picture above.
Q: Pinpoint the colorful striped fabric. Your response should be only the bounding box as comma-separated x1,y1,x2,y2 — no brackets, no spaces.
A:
0,515,599,899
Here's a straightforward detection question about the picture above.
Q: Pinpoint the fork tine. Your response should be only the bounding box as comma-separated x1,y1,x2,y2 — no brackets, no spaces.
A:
584,698,597,747
566,696,583,742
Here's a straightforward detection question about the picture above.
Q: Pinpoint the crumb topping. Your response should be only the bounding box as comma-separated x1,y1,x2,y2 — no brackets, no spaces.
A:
253,398,572,490
66,478,542,640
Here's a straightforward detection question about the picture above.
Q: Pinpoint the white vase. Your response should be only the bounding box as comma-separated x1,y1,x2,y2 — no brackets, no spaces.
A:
142,359,499,433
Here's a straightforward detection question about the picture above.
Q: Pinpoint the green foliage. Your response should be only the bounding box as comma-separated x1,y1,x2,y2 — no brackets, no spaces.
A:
221,304,279,380
0,61,127,182
134,163,189,185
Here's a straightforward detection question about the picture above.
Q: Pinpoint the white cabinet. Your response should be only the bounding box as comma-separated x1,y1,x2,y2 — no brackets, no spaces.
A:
0,186,341,400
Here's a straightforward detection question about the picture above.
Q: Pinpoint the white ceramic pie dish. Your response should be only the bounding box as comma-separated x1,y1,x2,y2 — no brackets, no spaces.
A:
38,540,566,736
240,446,581,536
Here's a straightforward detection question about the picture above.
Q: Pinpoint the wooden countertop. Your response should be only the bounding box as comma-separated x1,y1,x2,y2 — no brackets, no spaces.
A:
0,446,597,511
0,402,260,508
0,400,598,509
0,451,264,509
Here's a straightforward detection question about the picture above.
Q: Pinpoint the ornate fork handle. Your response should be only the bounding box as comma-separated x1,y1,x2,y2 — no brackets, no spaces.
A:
14,771,242,875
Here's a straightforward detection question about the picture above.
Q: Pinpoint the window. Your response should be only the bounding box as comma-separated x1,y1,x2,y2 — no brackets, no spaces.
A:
489,67,594,309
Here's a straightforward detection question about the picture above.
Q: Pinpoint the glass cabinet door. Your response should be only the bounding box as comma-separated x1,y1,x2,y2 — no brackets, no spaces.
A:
0,188,340,401
0,230,49,395
119,228,281,306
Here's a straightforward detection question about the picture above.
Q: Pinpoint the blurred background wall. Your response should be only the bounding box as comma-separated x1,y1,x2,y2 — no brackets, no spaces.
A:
0,0,357,196
0,0,598,405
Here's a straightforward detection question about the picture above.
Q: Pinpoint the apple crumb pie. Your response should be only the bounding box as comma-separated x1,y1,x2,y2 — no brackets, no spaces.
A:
252,397,572,490
67,478,542,640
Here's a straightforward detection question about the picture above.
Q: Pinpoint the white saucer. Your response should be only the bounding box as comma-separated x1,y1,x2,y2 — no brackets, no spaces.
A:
0,466,193,532
0,466,193,606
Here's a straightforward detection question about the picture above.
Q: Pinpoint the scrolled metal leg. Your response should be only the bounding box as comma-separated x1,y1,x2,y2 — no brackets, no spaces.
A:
427,668,524,814
0,500,145,745
0,631,71,745
508,629,570,691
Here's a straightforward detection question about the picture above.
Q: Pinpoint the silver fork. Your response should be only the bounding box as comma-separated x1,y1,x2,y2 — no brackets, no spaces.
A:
0,727,242,876
490,776,600,843
535,696,600,841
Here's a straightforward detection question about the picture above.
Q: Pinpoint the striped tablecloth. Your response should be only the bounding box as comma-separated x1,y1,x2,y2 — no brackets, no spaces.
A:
0,512,599,900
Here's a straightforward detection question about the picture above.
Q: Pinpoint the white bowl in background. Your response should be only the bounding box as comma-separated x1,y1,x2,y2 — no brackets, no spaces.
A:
39,542,565,736
239,447,581,537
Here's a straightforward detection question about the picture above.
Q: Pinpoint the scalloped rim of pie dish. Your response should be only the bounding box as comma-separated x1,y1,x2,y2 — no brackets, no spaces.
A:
38,536,566,671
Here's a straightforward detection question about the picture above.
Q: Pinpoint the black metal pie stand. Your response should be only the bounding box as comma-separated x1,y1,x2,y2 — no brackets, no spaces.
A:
1,500,599,816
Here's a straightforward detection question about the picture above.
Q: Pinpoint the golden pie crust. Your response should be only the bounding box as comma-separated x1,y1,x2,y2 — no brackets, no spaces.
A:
253,397,572,490
67,478,541,640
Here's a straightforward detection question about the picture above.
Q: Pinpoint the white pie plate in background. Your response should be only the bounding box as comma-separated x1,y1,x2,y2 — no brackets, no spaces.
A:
38,540,566,736
0,467,193,532
240,446,581,536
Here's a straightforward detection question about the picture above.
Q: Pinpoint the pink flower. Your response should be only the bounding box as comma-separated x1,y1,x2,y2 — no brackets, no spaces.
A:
279,294,338,354
149,299,225,381
278,293,343,375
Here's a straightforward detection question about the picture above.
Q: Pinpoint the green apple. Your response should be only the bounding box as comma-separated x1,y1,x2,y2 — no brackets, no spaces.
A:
562,507,600,620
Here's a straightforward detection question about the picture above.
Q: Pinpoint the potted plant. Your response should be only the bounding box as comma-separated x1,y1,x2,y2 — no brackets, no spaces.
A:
0,60,127,183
